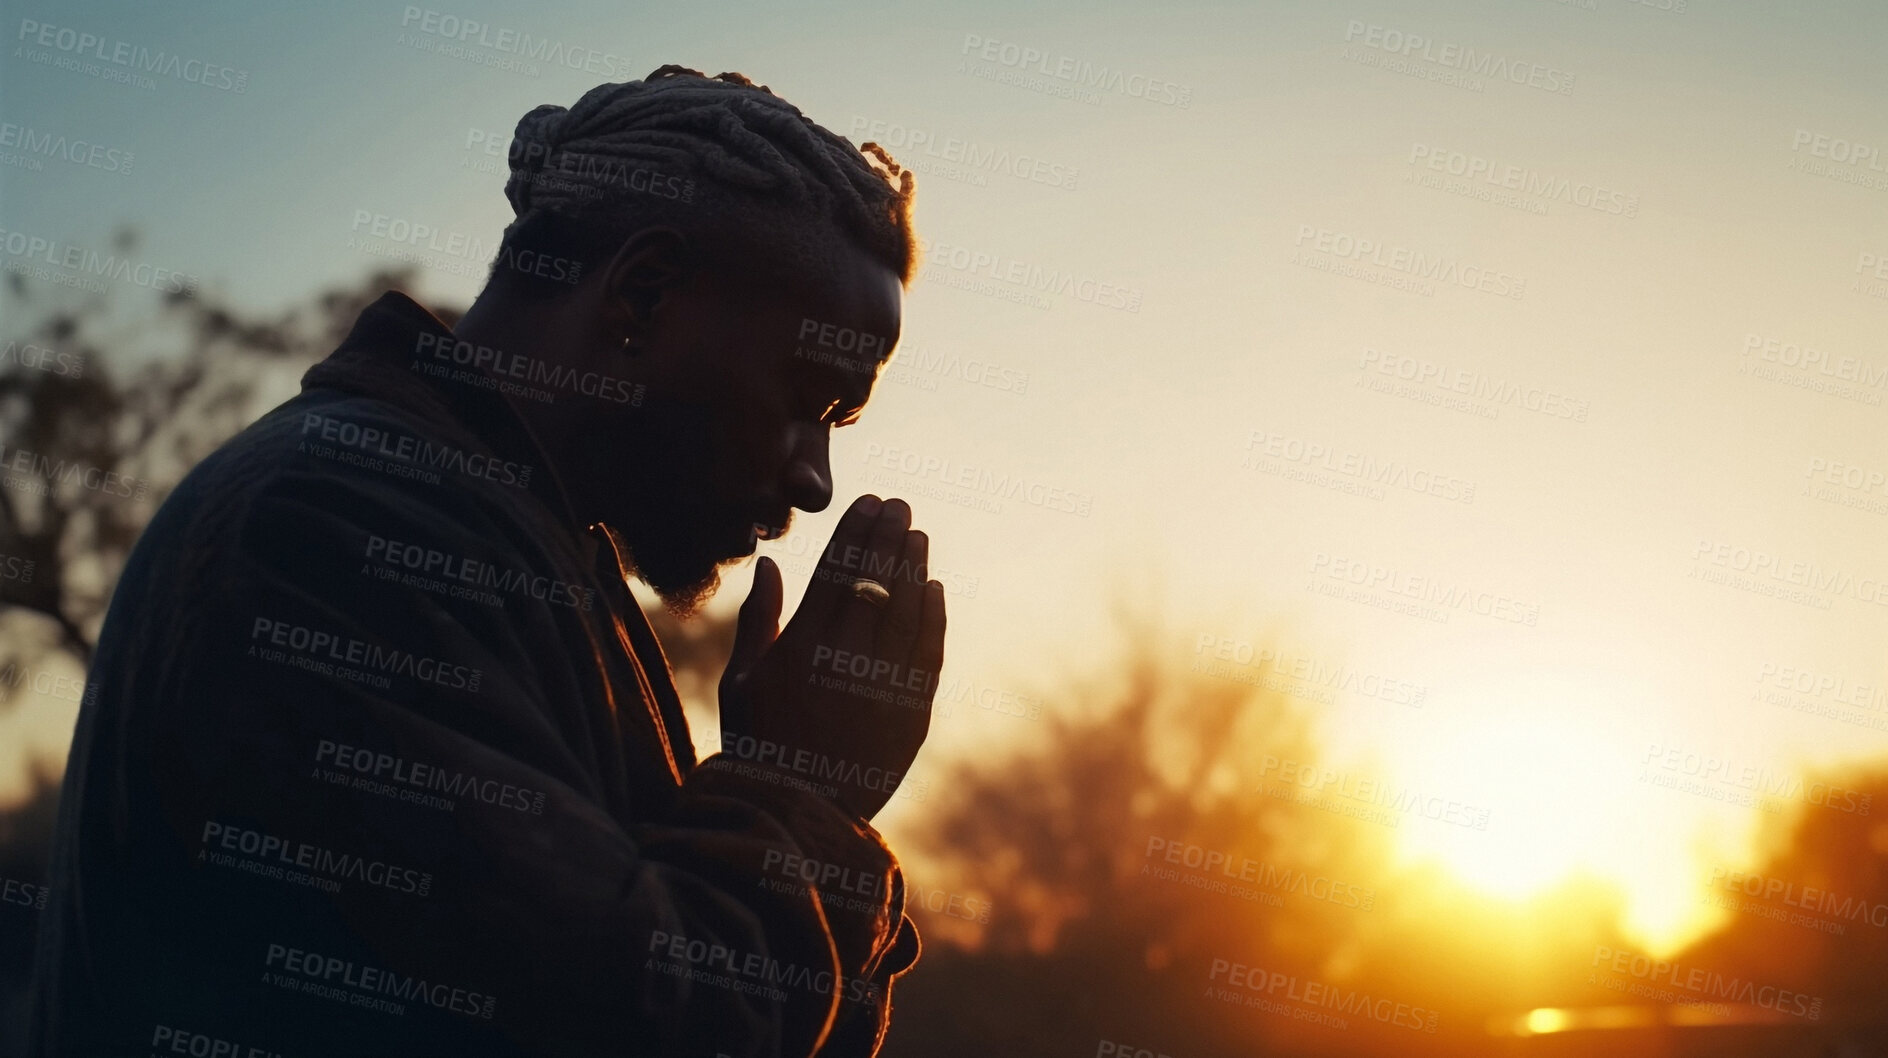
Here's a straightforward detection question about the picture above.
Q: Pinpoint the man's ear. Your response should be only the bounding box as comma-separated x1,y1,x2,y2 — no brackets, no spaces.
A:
602,226,697,343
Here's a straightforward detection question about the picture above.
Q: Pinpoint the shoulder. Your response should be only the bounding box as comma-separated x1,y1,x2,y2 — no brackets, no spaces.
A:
104,386,591,678
155,387,566,577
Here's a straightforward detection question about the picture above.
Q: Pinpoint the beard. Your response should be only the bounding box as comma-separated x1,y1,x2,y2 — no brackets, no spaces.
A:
576,398,747,619
615,541,726,619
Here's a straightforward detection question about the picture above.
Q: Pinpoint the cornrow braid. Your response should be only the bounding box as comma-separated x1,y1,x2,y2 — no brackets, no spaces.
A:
496,64,917,294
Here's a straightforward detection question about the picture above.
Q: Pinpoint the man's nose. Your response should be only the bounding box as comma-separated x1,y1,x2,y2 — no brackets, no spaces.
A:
782,423,834,513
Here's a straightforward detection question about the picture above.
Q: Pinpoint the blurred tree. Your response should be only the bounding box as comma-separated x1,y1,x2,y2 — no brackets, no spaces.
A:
0,230,431,680
882,619,1432,1057
877,601,1750,1058
0,758,57,1050
1680,764,1888,1027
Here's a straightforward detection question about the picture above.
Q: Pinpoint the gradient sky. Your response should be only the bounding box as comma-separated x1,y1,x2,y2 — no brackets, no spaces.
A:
5,0,1888,953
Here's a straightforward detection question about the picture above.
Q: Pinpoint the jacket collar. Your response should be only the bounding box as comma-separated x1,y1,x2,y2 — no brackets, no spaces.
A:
301,289,599,565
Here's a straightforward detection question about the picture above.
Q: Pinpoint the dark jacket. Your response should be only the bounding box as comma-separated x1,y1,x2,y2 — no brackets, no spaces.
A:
26,291,919,1057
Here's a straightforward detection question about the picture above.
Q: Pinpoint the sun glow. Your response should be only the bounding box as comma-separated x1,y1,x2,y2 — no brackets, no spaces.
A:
1376,688,1745,956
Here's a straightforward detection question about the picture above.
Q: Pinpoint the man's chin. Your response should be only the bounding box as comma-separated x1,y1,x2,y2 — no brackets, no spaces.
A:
646,565,725,619
614,540,734,619
607,515,751,618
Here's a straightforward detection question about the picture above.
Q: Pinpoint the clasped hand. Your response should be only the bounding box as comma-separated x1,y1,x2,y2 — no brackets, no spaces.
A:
718,495,945,821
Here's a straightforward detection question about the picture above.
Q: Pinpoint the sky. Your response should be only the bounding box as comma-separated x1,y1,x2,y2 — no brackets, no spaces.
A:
5,0,1888,955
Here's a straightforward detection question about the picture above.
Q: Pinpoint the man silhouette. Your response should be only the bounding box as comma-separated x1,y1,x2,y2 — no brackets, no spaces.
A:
28,66,943,1057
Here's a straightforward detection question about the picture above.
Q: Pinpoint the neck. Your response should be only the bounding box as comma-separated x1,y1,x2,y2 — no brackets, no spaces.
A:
453,292,589,518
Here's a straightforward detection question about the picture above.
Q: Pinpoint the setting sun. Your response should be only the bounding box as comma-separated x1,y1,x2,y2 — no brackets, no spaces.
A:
1375,685,1744,955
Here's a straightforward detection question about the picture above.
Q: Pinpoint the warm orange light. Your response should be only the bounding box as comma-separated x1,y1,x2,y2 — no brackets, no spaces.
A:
1523,1007,1570,1035
1376,684,1736,956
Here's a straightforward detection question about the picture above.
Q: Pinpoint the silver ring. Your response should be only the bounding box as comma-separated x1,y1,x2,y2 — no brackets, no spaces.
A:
848,578,892,607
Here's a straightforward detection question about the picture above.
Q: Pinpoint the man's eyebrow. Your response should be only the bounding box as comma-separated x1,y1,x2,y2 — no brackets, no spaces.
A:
797,355,873,423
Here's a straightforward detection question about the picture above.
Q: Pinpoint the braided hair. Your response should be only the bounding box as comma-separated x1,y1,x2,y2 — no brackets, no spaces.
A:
493,64,917,295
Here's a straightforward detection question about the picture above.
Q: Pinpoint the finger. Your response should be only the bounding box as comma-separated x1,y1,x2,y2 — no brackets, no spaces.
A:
787,494,882,646
723,556,781,686
912,580,946,696
833,498,911,651
877,529,928,665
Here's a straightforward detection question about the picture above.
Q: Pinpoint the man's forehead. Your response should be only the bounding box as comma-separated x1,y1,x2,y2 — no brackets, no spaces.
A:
776,253,901,385
791,250,902,352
